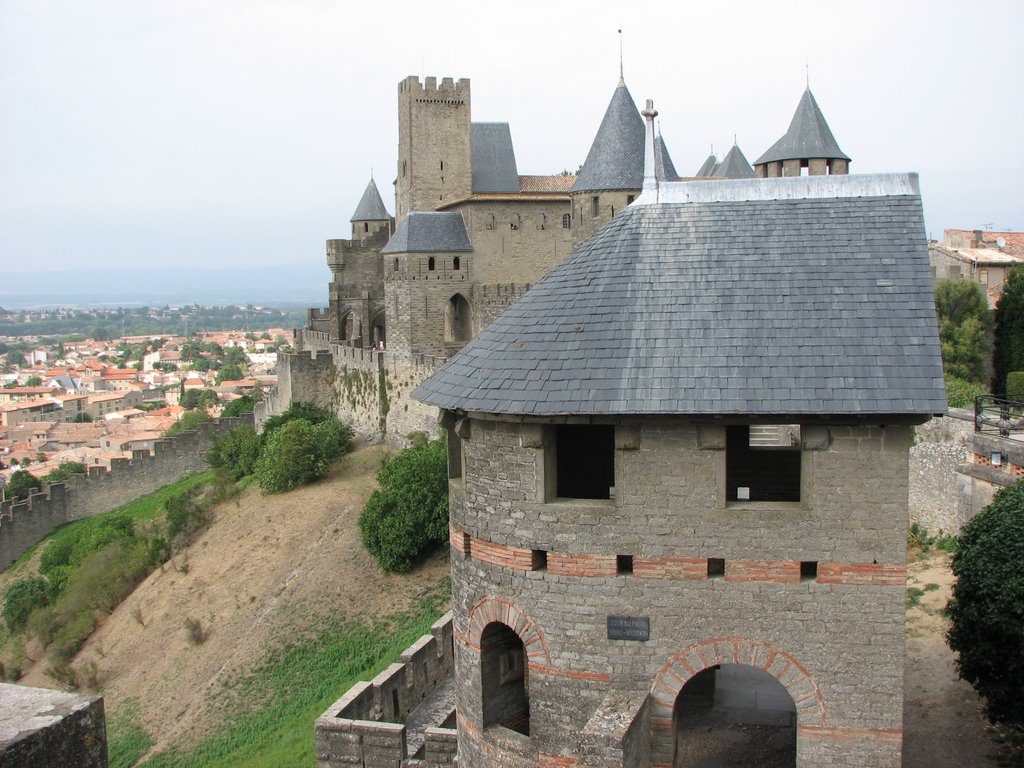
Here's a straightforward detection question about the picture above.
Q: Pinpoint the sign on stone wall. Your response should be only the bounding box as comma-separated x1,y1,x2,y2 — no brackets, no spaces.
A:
607,615,650,641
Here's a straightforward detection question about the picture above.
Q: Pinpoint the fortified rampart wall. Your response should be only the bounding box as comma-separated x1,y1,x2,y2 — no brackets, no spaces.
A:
908,409,974,533
0,414,254,570
316,612,457,767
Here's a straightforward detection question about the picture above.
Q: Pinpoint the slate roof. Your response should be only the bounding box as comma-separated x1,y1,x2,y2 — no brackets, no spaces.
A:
350,178,391,222
471,123,520,193
380,212,472,254
571,82,645,193
755,88,850,165
695,153,718,177
414,174,946,417
654,135,680,182
713,145,756,179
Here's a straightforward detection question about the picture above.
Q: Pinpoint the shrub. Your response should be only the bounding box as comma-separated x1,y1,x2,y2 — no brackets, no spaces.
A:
314,418,353,463
260,402,336,444
165,409,213,436
945,375,988,409
2,577,50,632
3,470,42,501
947,480,1024,727
184,617,207,645
164,491,207,541
255,419,331,494
221,395,256,418
359,439,448,573
207,425,262,481
1008,372,1024,402
42,461,87,484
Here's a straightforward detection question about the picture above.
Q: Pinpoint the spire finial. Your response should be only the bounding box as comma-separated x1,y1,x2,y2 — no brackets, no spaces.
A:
641,99,659,199
734,133,737,146
618,26,624,83
806,62,810,90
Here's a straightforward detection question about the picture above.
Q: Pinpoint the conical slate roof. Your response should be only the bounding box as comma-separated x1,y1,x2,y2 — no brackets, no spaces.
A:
754,88,850,165
380,212,471,254
654,135,680,182
414,174,945,417
695,153,718,177
471,123,520,193
713,145,756,179
570,82,645,193
350,178,391,222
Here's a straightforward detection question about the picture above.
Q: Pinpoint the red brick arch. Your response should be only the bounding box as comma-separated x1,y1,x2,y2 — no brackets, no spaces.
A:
464,596,551,667
647,635,827,765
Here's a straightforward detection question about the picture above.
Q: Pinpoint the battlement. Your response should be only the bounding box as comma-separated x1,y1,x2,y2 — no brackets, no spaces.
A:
0,415,254,570
399,75,470,104
316,612,456,767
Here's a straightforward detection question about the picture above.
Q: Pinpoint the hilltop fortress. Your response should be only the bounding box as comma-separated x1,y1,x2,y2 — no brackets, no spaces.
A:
274,74,853,442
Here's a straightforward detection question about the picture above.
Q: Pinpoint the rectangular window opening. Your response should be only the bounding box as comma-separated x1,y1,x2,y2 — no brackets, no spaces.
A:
532,549,547,571
554,424,615,499
707,558,725,579
726,425,801,502
800,561,818,582
616,555,633,575
591,196,599,217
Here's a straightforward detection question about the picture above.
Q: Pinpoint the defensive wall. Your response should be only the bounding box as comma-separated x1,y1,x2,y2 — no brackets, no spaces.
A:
316,612,457,767
0,683,107,768
0,414,254,571
908,408,974,533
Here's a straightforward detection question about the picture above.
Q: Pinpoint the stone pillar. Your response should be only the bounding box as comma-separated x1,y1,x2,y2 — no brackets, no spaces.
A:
808,158,828,176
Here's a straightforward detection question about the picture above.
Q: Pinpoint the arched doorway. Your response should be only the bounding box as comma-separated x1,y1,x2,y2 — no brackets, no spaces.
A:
370,309,386,350
479,622,529,736
673,664,796,767
445,294,472,343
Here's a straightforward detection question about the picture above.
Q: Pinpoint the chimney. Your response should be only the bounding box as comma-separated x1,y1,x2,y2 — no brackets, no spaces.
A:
973,229,984,248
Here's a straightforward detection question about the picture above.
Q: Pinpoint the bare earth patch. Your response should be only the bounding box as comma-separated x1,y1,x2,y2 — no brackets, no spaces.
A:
17,442,450,758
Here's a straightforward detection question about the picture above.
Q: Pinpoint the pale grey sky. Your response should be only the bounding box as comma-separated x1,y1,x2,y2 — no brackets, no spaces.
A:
1,0,1021,277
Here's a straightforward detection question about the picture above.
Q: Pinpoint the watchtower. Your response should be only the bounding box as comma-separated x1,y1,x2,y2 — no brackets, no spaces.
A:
396,76,473,221
754,88,851,178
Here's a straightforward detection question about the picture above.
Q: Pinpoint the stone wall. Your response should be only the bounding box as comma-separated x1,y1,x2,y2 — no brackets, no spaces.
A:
908,409,972,533
447,417,910,767
316,612,455,768
570,190,638,249
0,415,253,570
0,683,106,768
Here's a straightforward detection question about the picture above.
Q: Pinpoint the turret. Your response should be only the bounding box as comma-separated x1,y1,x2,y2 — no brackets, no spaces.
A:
350,177,393,239
754,88,850,177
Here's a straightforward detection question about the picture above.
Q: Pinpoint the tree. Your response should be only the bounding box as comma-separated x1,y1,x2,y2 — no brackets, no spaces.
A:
992,266,1024,397
254,419,328,494
935,279,992,385
221,395,256,418
24,375,43,387
4,470,42,501
2,577,50,632
207,425,261,481
359,439,448,573
165,410,213,436
73,412,93,423
42,462,87,484
215,363,244,385
179,388,217,410
947,480,1024,728
5,350,26,367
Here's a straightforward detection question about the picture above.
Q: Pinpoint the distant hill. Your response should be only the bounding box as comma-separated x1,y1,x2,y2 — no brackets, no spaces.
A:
0,263,329,309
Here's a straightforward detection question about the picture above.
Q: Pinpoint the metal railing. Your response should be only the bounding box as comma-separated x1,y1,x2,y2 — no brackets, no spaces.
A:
975,395,1024,436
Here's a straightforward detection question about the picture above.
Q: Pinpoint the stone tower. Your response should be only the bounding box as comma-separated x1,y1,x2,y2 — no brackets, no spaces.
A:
413,110,944,766
350,177,392,240
754,88,851,177
395,76,473,221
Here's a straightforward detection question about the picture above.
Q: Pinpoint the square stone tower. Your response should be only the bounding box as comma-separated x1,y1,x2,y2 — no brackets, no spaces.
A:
414,163,945,765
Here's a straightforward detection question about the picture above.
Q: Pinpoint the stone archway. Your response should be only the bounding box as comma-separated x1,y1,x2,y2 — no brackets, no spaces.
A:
445,293,472,343
648,637,825,766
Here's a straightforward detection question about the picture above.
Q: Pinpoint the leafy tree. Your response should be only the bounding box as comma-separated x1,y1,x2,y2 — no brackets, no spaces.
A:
190,358,212,372
948,480,1024,728
261,402,337,443
4,471,42,501
993,266,1024,396
165,410,213,436
945,375,988,409
255,419,328,494
42,462,87,484
221,395,256,418
2,577,50,632
5,350,26,367
359,439,448,573
24,375,43,387
215,363,244,385
73,413,93,423
179,388,217,411
935,279,992,385
208,425,262,481
223,346,246,366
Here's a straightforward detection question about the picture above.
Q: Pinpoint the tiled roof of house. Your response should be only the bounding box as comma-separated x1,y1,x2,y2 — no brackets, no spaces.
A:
518,175,576,193
755,88,850,165
471,123,520,193
414,173,945,417
350,178,391,222
571,81,645,193
381,212,473,254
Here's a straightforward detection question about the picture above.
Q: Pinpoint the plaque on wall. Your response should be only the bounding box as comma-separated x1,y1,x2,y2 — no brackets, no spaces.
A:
607,615,650,641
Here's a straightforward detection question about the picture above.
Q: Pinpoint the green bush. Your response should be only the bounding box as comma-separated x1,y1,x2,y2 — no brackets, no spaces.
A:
221,395,256,418
2,577,50,632
313,418,353,463
3,471,42,501
42,461,87,484
1008,372,1024,402
945,375,988,409
207,425,262,481
255,419,329,494
165,491,207,541
260,402,336,444
165,410,213,436
359,439,448,573
947,480,1024,727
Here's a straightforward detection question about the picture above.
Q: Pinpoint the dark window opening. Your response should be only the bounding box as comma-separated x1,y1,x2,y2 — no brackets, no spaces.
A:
532,550,547,571
428,256,436,271
555,424,615,499
391,688,400,720
707,558,725,579
726,425,801,502
800,561,817,582
453,256,461,270
617,555,633,575
562,213,571,229
481,623,529,736
592,196,599,217
363,222,369,233
627,194,635,205
447,428,463,479
394,258,399,272
440,160,444,171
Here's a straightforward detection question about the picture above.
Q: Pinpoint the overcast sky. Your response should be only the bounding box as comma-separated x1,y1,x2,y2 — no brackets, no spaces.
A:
1,0,1021,279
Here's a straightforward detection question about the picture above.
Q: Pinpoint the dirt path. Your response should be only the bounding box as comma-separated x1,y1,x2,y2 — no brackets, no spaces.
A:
903,548,999,767
17,442,450,756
